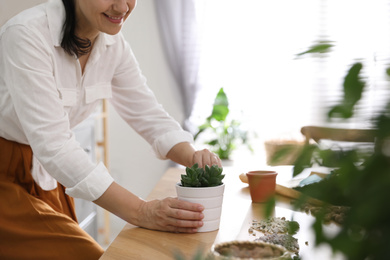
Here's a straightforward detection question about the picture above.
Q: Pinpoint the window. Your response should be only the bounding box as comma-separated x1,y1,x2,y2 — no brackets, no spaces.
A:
191,0,390,158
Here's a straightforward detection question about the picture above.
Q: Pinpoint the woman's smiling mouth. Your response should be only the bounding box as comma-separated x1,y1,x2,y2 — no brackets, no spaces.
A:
103,13,124,24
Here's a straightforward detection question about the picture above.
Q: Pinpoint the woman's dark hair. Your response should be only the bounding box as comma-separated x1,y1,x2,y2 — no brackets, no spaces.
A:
61,0,91,57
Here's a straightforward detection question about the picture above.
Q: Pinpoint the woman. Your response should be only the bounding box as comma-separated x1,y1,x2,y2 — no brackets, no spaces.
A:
0,0,221,259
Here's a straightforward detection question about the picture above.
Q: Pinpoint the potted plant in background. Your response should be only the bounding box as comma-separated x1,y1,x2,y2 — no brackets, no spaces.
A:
194,88,253,163
176,163,225,232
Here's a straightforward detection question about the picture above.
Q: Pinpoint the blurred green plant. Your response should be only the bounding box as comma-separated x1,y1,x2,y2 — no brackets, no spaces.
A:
194,87,253,160
175,42,390,260
277,43,390,260
296,40,334,56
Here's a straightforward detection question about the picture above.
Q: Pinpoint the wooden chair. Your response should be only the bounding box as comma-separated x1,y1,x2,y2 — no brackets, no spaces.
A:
301,126,376,144
300,126,377,168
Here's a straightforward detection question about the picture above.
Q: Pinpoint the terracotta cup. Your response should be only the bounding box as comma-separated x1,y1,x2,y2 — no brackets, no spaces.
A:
246,171,278,203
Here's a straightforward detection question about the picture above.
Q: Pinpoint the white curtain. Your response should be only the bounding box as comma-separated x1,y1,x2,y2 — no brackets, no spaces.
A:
154,0,203,132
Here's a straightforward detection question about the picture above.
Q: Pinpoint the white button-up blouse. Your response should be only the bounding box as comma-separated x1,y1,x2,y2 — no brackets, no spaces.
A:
0,0,193,201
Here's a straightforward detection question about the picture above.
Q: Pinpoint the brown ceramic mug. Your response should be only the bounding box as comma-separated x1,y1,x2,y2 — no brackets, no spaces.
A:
246,171,278,203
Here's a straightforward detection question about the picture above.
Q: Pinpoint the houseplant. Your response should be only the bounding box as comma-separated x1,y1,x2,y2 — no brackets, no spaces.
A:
272,43,390,260
194,88,253,161
176,163,225,232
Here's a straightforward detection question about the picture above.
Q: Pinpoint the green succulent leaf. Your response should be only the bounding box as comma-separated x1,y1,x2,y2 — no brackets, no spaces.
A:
201,164,225,187
181,164,224,187
181,163,203,187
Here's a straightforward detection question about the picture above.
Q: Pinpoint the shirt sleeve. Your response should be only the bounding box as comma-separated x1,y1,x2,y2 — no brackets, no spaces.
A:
1,25,113,201
110,35,194,159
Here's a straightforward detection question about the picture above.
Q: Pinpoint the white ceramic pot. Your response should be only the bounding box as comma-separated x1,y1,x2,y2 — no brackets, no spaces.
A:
175,183,225,232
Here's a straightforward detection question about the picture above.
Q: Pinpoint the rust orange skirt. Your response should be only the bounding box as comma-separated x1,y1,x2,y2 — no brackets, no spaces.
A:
0,137,104,259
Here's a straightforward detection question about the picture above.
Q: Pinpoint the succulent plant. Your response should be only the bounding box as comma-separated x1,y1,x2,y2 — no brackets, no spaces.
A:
180,163,225,187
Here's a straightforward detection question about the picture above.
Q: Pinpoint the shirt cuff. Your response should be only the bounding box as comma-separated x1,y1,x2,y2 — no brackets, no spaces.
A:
152,130,194,159
65,162,114,201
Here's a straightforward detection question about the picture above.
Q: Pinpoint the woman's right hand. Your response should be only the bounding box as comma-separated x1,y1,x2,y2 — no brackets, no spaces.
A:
94,182,204,233
136,197,205,233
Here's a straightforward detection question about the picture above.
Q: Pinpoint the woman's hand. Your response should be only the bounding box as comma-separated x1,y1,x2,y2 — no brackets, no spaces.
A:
94,182,204,233
192,148,222,168
166,142,222,168
136,197,204,233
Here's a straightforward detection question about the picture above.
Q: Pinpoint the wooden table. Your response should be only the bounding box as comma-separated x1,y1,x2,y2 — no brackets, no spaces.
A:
100,166,344,260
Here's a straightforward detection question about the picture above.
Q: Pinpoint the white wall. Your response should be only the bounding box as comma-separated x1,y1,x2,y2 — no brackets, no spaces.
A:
0,0,47,25
108,0,183,199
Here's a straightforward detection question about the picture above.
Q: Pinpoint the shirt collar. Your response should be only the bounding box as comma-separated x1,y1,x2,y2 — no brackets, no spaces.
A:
46,0,116,48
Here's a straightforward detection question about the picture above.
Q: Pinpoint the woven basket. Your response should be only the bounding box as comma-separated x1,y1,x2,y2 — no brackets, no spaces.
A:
210,240,291,260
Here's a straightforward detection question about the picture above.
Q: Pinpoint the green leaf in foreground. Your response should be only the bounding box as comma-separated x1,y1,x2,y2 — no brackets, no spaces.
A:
296,42,334,56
